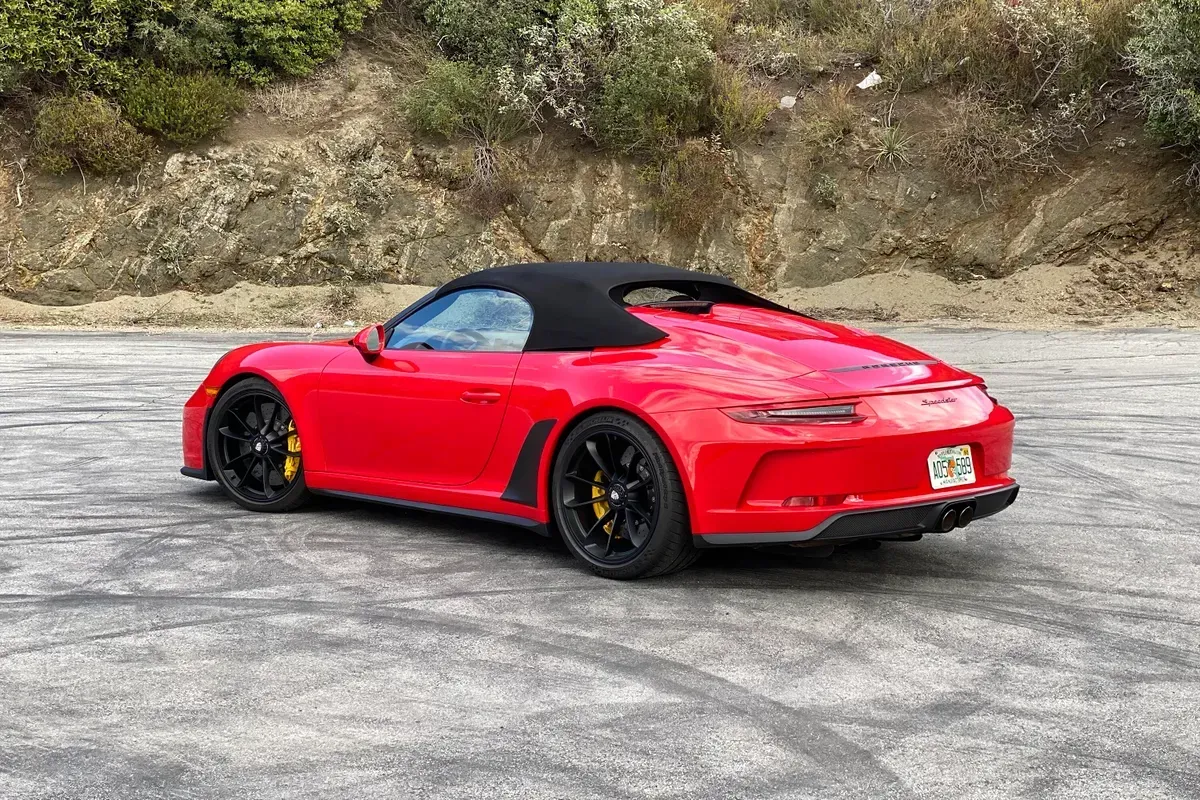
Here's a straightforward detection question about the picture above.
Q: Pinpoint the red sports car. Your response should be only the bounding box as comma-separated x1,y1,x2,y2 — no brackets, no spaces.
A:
182,262,1018,579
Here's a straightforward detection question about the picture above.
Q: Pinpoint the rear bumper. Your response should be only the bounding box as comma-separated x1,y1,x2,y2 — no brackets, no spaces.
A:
696,483,1019,547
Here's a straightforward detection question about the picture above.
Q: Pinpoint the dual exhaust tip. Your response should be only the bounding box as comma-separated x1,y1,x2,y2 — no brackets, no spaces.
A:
937,503,975,533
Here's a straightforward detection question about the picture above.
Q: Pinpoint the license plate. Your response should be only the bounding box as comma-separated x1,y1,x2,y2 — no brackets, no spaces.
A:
928,445,976,490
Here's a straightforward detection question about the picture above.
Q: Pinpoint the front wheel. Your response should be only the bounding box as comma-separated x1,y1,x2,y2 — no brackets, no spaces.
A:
207,377,310,512
551,412,698,579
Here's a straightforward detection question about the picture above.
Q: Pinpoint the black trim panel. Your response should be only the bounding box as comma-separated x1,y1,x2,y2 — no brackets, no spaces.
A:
311,488,550,537
180,466,211,481
695,484,1019,547
501,419,557,507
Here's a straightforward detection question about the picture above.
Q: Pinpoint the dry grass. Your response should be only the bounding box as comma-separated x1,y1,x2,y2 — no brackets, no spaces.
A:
931,96,1056,185
722,0,1137,105
356,5,439,85
709,62,776,144
798,84,861,151
461,140,519,219
250,83,327,122
689,0,739,45
646,138,732,236
325,283,358,318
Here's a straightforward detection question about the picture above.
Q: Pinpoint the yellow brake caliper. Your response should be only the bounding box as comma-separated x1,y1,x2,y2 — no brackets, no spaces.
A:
591,469,614,534
283,420,302,482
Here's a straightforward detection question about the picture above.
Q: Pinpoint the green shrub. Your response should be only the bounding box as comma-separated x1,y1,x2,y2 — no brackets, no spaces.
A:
418,0,542,67
208,0,383,83
0,61,23,95
32,94,155,175
1128,0,1200,179
591,1,714,152
811,172,838,207
133,0,237,73
645,138,730,235
412,0,717,153
122,66,245,144
403,60,529,143
0,0,380,92
0,0,163,91
688,0,738,45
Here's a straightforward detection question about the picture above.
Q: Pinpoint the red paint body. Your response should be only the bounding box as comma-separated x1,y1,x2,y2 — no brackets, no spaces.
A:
183,305,1016,537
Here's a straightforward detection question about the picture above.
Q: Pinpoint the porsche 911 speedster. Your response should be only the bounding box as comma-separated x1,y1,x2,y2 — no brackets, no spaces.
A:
182,262,1018,579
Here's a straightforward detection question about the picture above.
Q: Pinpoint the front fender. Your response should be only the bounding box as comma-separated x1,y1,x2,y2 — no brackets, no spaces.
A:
182,341,349,475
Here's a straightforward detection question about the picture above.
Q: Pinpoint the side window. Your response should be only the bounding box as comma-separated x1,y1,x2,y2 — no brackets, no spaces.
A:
386,289,533,352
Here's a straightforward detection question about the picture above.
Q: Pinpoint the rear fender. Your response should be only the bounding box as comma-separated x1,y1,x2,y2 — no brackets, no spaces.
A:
536,399,700,530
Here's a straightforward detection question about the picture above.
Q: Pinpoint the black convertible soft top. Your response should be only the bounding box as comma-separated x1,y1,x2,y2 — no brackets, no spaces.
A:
432,262,798,352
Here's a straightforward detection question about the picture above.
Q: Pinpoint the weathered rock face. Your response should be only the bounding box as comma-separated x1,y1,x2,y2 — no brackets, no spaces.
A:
1,87,1195,306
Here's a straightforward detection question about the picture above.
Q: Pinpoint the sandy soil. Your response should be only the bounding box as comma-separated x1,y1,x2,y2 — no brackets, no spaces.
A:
2,251,1197,331
0,282,433,331
779,254,1200,329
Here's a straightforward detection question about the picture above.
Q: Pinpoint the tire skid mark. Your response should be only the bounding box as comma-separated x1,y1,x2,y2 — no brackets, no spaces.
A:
822,710,1200,788
0,513,252,544
0,416,176,432
0,591,913,795
676,574,1200,668
0,609,289,658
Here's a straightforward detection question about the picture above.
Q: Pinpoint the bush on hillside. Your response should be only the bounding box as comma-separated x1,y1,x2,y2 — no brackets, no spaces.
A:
412,0,716,153
797,85,861,152
403,60,528,143
0,0,380,93
418,0,542,67
207,0,383,83
0,0,158,91
1128,0,1200,182
133,0,237,74
122,66,245,144
932,96,1056,184
0,62,23,96
590,0,714,152
32,94,155,175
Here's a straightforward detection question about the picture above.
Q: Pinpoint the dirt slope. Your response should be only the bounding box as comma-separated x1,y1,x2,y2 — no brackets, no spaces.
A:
1,46,1198,327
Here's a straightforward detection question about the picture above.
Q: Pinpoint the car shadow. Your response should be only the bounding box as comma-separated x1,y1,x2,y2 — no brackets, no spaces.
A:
180,482,1001,589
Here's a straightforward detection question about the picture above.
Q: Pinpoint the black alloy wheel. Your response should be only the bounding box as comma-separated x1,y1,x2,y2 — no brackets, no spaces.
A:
207,378,310,512
552,412,698,579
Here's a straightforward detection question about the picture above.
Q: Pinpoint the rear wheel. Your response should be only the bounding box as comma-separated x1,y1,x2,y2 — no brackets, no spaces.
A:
207,378,310,512
552,412,697,579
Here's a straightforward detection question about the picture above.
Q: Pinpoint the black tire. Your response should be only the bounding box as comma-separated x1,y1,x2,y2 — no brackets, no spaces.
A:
551,411,698,579
206,377,310,513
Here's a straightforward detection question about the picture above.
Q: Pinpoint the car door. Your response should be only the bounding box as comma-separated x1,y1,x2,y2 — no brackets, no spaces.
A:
316,288,534,486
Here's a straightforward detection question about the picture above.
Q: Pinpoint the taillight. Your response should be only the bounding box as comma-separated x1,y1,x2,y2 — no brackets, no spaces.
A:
724,403,865,424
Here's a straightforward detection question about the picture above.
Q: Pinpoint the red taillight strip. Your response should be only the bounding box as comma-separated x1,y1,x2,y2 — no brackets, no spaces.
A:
724,403,865,424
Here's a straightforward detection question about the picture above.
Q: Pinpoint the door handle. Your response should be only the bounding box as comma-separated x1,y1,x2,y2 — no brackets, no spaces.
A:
461,389,503,405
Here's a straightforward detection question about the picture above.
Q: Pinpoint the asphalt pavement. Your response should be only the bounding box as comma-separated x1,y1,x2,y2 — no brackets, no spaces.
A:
1,327,1198,799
